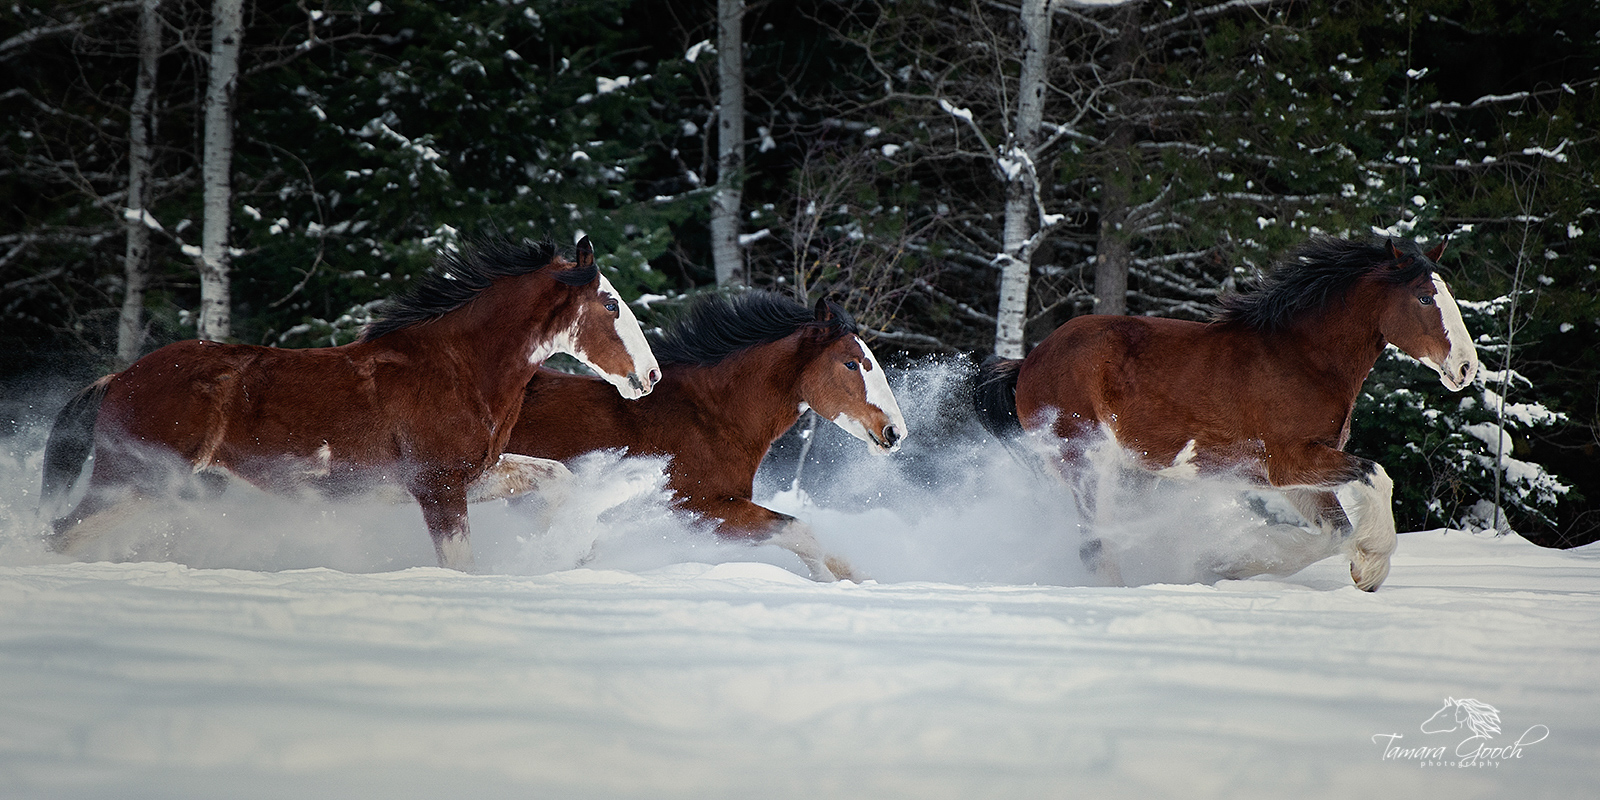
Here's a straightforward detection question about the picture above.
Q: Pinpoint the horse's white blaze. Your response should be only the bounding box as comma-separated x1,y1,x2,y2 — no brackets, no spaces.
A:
599,274,660,398
1425,274,1479,392
536,275,661,400
830,336,908,453
1155,439,1200,479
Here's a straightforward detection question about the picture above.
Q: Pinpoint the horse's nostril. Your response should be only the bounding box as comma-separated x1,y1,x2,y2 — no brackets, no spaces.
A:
883,425,901,447
649,368,661,385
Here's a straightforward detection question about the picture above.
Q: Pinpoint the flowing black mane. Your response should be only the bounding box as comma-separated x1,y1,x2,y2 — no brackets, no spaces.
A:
361,237,596,342
1211,237,1436,332
650,292,858,367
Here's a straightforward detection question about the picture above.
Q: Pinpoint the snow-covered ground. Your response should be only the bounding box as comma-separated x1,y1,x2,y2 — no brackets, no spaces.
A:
2,366,1596,798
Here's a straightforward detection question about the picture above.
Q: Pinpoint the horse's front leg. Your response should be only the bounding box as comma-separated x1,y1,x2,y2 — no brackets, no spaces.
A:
414,480,474,572
1273,448,1396,591
465,454,573,505
694,497,857,582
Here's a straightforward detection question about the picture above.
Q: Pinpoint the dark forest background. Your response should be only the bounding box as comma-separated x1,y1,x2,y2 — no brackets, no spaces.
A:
3,0,1596,545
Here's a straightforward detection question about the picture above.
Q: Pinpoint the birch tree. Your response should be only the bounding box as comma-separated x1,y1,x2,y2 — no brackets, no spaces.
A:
197,0,242,342
710,0,745,286
115,0,162,367
991,0,1058,356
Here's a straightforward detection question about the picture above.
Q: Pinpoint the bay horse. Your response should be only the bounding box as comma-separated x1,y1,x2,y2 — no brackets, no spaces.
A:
974,237,1479,591
41,236,660,571
503,292,908,581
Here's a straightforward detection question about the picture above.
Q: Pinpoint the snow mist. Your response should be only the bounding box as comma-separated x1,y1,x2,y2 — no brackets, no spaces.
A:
0,360,1341,585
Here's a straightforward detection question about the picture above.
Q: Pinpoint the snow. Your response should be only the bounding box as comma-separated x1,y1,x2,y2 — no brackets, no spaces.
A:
2,366,1597,797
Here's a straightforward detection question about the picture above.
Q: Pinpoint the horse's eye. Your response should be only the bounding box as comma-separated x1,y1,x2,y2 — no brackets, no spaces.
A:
604,299,619,314
1419,295,1434,306
845,360,859,371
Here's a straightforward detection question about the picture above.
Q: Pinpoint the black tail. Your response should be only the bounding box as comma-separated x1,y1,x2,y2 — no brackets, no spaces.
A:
41,376,112,514
972,355,1024,439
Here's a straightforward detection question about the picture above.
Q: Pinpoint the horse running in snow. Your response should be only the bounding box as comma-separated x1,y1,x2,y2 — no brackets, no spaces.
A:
42,236,659,571
503,292,907,581
974,237,1478,591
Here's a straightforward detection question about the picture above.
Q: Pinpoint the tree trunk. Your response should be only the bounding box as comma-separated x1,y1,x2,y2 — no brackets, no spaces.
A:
710,0,744,286
1093,176,1130,316
1094,119,1133,316
197,0,242,342
992,0,1052,358
1092,3,1140,317
116,0,161,367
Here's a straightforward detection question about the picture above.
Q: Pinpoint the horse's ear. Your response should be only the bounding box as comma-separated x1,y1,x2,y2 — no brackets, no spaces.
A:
1425,236,1448,263
813,296,834,323
575,236,595,270
1387,239,1404,262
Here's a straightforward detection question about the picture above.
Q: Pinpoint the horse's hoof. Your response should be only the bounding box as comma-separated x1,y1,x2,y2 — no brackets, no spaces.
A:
822,555,860,583
1350,556,1390,592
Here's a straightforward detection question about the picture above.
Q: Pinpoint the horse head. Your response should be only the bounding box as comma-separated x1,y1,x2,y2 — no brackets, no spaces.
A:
796,298,908,454
1421,697,1463,734
1377,239,1479,392
547,236,660,399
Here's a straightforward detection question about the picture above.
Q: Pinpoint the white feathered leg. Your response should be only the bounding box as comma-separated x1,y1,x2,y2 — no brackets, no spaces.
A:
1341,464,1397,592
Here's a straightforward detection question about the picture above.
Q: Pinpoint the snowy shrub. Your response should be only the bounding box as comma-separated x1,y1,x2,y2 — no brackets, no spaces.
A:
1349,297,1569,535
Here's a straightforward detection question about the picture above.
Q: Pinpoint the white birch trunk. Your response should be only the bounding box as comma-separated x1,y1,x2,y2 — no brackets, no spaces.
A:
197,0,242,342
992,0,1053,358
116,0,161,367
710,0,744,286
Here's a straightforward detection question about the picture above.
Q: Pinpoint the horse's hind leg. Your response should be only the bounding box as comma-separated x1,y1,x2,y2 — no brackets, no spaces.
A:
1042,443,1123,587
1206,488,1346,581
466,454,573,505
47,442,170,555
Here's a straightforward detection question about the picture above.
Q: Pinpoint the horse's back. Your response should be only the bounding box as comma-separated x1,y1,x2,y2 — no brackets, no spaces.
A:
1016,315,1207,431
103,339,392,466
101,340,260,443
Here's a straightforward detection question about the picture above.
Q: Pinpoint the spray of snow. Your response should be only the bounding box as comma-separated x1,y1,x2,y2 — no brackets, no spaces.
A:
1,360,1369,586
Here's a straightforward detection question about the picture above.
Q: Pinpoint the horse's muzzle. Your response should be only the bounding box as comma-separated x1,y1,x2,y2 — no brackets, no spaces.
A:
878,423,903,452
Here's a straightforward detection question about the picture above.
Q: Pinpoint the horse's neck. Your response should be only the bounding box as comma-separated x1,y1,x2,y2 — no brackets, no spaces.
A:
402,287,563,417
686,341,808,447
1281,303,1388,395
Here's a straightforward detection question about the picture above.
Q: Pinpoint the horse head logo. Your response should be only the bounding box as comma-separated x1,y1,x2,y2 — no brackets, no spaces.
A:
1421,697,1501,740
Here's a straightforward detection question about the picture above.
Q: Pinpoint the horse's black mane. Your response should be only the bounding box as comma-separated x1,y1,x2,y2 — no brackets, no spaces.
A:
361,237,596,342
649,292,858,367
1211,237,1437,332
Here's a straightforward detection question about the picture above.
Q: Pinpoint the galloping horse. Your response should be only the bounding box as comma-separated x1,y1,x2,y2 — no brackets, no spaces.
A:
503,292,908,581
974,237,1478,591
42,237,660,570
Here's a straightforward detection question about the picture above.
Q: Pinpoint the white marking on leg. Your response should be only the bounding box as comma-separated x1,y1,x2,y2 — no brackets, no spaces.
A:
770,519,854,582
466,454,572,503
436,533,476,572
1342,463,1397,591
433,512,476,572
